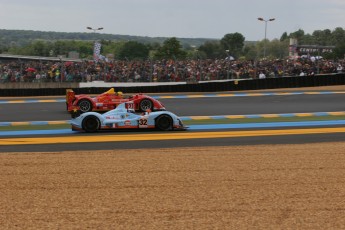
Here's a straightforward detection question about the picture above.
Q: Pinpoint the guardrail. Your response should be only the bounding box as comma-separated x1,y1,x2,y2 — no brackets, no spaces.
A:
0,74,344,96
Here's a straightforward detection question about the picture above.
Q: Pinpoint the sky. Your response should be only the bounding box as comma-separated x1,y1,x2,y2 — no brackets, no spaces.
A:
0,0,344,41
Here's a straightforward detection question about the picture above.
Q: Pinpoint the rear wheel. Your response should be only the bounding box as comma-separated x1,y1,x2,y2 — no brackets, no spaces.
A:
156,115,173,131
82,116,100,133
78,99,93,113
139,99,153,112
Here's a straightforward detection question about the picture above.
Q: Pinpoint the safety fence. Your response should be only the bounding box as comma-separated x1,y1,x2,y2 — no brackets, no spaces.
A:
0,74,344,96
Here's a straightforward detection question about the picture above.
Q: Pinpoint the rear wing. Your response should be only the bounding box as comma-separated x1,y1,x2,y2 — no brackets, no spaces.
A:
66,89,76,107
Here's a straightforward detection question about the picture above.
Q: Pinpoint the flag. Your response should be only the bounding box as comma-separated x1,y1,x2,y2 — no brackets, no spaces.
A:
93,41,102,61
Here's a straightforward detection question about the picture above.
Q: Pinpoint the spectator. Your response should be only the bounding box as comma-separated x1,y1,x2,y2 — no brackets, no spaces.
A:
0,57,344,83
259,71,266,79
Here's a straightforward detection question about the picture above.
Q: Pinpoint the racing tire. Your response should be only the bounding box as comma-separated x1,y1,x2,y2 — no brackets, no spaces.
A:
155,115,173,131
139,99,153,112
82,115,100,133
78,99,93,113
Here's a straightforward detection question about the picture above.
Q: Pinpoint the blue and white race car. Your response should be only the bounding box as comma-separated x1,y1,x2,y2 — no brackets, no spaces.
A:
71,102,187,132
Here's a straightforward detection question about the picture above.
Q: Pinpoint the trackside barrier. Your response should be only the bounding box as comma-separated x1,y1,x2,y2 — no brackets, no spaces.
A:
0,74,344,97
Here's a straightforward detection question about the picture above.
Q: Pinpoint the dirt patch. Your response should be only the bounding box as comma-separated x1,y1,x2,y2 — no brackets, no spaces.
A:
1,142,345,229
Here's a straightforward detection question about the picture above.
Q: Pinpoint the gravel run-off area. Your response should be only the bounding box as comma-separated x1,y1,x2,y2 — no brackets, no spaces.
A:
1,142,345,229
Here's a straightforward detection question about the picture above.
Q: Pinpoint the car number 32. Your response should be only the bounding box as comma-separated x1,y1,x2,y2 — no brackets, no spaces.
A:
139,118,148,128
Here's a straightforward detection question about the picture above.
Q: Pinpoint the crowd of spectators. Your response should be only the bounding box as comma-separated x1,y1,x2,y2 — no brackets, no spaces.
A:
0,57,344,83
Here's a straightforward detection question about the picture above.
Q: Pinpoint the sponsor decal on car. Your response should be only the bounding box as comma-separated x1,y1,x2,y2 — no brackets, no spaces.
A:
125,120,131,126
106,115,122,119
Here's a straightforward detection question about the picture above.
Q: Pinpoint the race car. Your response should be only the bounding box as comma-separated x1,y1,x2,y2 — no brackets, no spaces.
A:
71,102,187,133
66,88,165,115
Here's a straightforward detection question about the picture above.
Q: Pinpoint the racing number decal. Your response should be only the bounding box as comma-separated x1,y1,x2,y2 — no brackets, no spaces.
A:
127,103,134,110
139,118,148,128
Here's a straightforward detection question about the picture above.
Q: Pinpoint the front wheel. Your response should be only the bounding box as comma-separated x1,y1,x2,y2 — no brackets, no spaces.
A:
78,99,93,113
155,115,173,131
139,99,153,112
82,116,100,133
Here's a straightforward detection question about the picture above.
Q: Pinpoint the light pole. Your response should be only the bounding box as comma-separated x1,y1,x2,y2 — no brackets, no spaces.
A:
257,17,275,58
87,26,104,79
226,50,230,79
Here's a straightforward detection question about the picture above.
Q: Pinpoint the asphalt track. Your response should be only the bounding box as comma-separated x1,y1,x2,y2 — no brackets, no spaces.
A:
1,90,345,152
1,92,345,122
